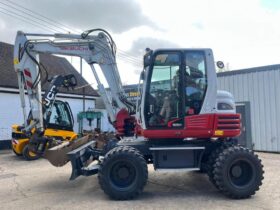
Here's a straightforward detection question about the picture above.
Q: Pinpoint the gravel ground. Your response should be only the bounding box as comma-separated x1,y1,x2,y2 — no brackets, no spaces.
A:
0,150,279,210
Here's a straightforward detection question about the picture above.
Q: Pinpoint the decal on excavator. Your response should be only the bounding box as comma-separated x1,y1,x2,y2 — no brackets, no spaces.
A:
44,85,56,106
59,46,89,51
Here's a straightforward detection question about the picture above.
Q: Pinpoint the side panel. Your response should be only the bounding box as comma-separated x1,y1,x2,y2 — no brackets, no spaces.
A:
12,138,29,154
44,129,77,141
142,113,241,139
199,49,217,114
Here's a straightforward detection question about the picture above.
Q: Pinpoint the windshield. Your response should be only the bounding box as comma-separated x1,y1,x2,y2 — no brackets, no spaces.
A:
145,52,181,127
44,101,73,130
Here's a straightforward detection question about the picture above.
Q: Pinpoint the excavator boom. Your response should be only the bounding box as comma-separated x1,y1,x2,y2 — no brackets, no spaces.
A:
14,29,138,156
14,29,134,130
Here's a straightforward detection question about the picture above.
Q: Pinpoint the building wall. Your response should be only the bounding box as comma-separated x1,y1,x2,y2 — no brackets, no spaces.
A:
0,92,21,140
217,66,280,152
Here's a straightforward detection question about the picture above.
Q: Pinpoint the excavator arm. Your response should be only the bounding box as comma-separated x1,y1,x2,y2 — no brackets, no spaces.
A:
14,29,135,154
14,29,134,124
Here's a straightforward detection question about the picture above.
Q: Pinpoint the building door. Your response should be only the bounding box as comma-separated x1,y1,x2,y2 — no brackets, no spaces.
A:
236,102,252,149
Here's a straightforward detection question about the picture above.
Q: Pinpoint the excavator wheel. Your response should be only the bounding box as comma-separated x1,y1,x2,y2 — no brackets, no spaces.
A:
206,141,236,188
98,146,148,200
22,145,40,161
213,145,264,199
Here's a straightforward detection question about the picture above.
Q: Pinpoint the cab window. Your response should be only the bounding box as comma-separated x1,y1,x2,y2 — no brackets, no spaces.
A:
146,52,183,127
184,51,207,115
44,102,72,130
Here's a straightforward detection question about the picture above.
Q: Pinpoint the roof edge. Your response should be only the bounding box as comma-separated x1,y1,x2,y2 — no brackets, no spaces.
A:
217,64,280,77
0,86,99,97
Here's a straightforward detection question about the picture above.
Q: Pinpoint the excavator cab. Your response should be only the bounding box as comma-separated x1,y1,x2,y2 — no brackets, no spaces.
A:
44,100,75,132
141,49,217,133
11,100,77,160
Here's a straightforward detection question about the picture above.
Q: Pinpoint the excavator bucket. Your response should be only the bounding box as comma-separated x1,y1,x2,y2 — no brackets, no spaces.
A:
43,135,94,167
44,132,116,180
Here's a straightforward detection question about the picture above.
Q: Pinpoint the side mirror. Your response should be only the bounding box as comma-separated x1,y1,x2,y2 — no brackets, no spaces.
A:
143,48,153,68
216,61,225,69
64,74,77,88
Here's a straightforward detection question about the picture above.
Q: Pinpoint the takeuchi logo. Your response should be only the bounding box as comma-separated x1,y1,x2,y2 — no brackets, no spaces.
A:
59,46,89,51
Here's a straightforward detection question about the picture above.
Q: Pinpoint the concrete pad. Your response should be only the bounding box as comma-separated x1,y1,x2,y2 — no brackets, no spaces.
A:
0,151,279,210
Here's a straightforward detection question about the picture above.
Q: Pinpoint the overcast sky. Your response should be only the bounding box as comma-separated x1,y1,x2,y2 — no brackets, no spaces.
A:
1,0,280,87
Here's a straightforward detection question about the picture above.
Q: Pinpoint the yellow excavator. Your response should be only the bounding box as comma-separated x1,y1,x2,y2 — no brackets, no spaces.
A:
11,74,78,160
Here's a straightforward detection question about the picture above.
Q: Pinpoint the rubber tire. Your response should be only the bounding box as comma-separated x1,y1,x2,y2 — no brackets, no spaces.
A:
206,141,236,188
12,147,22,156
22,145,40,161
213,146,264,199
98,146,148,200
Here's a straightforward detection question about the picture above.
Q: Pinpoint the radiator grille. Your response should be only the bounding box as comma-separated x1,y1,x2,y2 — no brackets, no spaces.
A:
217,115,240,130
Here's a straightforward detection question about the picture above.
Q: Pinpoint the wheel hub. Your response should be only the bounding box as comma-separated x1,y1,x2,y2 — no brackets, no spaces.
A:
231,165,242,178
118,167,129,179
228,159,254,188
110,161,137,188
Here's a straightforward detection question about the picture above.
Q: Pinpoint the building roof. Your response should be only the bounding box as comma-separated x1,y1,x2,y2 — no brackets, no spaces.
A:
0,42,98,96
217,64,280,77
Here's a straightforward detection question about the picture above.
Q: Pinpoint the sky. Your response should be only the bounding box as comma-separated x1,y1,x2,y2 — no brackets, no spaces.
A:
1,0,280,87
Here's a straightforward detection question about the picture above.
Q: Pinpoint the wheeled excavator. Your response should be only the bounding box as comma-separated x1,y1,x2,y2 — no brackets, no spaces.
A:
12,74,78,160
13,28,264,200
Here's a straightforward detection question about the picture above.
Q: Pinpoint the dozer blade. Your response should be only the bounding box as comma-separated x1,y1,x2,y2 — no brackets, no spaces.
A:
67,133,117,180
43,135,93,167
67,140,99,180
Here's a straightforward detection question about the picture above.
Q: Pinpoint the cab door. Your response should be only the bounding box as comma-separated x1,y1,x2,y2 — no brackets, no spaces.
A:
144,51,184,130
45,101,74,131
184,51,208,116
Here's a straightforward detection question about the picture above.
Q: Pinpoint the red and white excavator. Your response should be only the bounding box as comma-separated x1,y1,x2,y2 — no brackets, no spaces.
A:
14,28,263,200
